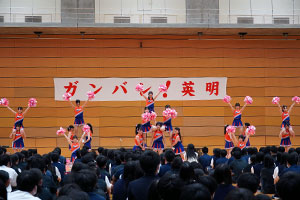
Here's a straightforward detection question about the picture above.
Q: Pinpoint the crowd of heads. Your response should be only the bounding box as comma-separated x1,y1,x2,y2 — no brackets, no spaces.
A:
0,144,299,200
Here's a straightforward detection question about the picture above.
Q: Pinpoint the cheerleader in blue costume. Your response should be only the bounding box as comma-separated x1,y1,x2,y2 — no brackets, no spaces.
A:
140,91,161,113
133,124,146,151
150,122,165,155
227,102,247,133
63,130,85,162
172,127,185,160
141,107,152,146
83,123,93,150
69,99,89,135
280,123,294,152
10,124,26,152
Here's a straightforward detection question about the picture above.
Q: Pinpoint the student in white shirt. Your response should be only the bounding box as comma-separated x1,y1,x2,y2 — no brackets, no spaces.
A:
0,154,18,192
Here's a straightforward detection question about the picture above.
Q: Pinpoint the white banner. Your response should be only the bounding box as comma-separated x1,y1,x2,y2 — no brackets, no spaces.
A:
54,77,227,101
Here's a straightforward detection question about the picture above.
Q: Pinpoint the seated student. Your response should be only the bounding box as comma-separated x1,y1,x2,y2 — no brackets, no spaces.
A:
0,171,9,200
229,151,247,183
213,164,235,200
8,169,42,200
96,155,110,181
276,172,300,200
186,144,198,163
198,147,212,173
0,154,18,192
53,147,66,165
215,150,228,167
243,154,256,173
279,152,300,176
255,194,271,200
127,151,160,200
58,183,89,200
251,152,264,180
179,183,211,200
224,188,255,200
260,155,275,194
197,175,218,198
51,152,65,181
156,173,184,200
158,150,175,177
164,157,183,176
237,173,259,194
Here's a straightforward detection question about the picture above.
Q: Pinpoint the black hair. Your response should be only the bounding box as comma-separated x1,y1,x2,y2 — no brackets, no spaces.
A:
250,154,256,164
179,162,195,183
213,148,221,158
123,161,143,187
186,144,197,160
96,155,107,168
164,150,175,163
224,125,229,135
73,169,98,192
276,172,300,200
270,146,277,154
233,150,242,159
263,154,274,168
72,135,78,140
157,173,184,200
245,122,250,127
278,146,285,153
81,152,95,164
180,183,211,200
58,183,81,196
202,147,208,154
135,124,142,135
0,154,10,166
144,107,149,112
239,135,246,141
165,105,171,109
174,127,182,141
18,107,23,110
235,103,240,107
148,91,153,100
0,170,9,183
220,149,227,158
53,147,62,155
139,151,160,175
225,188,255,200
26,155,47,173
86,123,93,133
287,152,298,166
197,175,217,196
10,154,19,167
75,99,80,104
97,147,104,155
17,169,42,192
51,152,60,163
0,179,6,200
15,123,22,128
156,122,163,127
282,105,287,112
171,157,183,171
67,125,74,132
255,194,271,200
213,164,232,185
255,152,264,163
237,173,259,194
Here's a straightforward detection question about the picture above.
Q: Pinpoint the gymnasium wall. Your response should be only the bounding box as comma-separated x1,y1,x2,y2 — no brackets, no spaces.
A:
0,35,300,156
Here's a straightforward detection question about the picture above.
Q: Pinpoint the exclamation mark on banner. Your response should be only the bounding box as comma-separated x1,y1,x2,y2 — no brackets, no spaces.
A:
163,80,171,98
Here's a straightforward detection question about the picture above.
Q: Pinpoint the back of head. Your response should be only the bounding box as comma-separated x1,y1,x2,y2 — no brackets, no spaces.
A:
54,147,62,155
255,194,271,200
165,150,175,163
233,150,242,159
96,155,107,168
73,169,98,192
270,146,277,154
139,151,160,175
278,146,285,153
97,147,104,155
213,164,232,185
276,172,300,200
158,174,183,200
256,152,265,163
179,162,194,182
26,155,46,172
17,169,42,193
202,147,208,154
81,152,95,164
0,154,10,166
197,175,217,196
287,152,298,166
225,188,255,200
263,154,274,168
213,148,221,158
0,170,9,183
123,161,143,183
220,150,227,158
171,157,183,171
186,144,196,159
0,179,6,200
237,173,259,194
71,162,89,173
51,152,60,163
179,183,211,200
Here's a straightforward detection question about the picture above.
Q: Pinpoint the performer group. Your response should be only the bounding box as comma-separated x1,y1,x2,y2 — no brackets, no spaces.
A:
0,83,299,161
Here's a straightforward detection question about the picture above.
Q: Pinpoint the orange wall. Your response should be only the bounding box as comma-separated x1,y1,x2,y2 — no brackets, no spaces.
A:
0,35,300,156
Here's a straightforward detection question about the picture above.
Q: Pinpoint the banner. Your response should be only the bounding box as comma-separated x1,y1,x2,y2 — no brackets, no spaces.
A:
54,77,227,101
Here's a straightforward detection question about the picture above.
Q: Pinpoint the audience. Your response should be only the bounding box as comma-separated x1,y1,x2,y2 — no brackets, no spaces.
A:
0,144,299,200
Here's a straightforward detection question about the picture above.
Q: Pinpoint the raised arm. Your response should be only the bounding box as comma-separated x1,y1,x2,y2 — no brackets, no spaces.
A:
228,102,235,112
69,100,75,108
82,99,89,108
230,133,238,146
6,106,16,114
288,102,296,113
278,103,282,114
140,92,147,100
153,91,162,101
240,103,247,112
9,131,15,139
63,133,72,146
22,106,30,115
79,132,86,146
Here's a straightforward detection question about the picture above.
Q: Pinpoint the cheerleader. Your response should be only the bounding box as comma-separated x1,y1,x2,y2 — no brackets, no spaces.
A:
9,124,25,152
172,127,185,160
63,131,85,162
69,99,89,135
277,102,296,135
227,102,247,131
140,91,161,113
243,122,251,147
150,122,165,155
141,107,152,146
163,105,173,133
133,124,146,151
280,123,294,152
83,123,93,150
67,125,75,150
6,105,30,135
224,125,234,158
231,131,250,151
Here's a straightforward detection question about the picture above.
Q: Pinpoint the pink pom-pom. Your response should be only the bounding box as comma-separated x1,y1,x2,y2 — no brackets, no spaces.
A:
292,96,300,104
163,108,172,117
158,84,168,93
135,83,144,92
83,124,90,133
223,95,231,103
170,109,177,119
248,125,256,135
272,97,280,105
226,125,236,134
142,112,151,122
244,96,253,104
87,91,95,100
63,93,72,101
0,98,9,106
56,127,66,136
150,112,157,121
28,98,37,107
